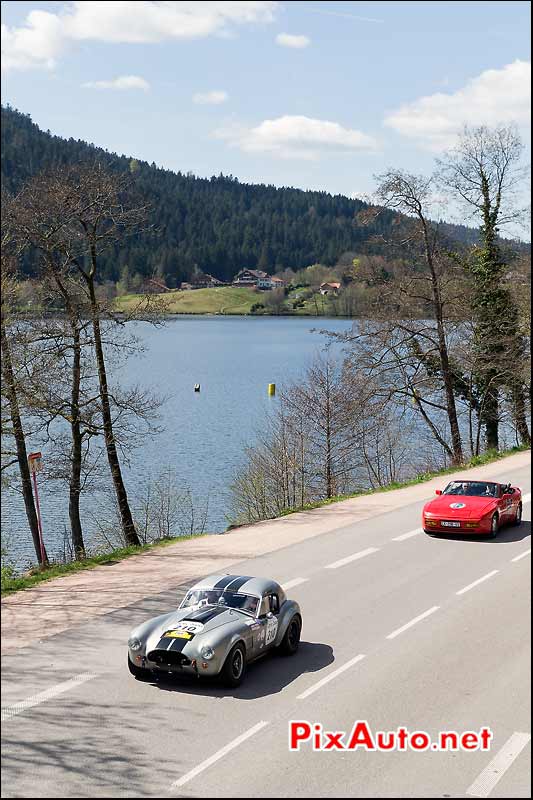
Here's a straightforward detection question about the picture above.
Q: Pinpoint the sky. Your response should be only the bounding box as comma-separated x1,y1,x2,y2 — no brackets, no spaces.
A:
1,1,531,230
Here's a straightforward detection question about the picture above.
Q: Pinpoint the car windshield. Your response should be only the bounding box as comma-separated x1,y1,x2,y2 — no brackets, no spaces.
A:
442,481,498,497
180,588,259,617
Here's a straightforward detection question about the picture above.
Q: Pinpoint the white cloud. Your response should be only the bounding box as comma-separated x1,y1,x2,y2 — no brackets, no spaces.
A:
1,11,65,72
215,114,378,160
385,60,531,151
275,32,310,49
82,75,150,91
2,1,279,71
193,90,228,105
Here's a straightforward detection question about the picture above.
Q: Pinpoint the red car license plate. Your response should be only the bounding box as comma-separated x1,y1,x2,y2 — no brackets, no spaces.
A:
441,521,461,527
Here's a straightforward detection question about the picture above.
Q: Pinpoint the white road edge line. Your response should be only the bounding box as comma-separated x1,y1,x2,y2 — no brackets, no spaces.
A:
466,731,531,797
386,606,440,640
521,492,531,504
1,673,96,722
297,654,366,700
171,720,269,790
456,570,499,596
282,578,309,590
512,549,531,563
392,527,422,542
325,547,379,570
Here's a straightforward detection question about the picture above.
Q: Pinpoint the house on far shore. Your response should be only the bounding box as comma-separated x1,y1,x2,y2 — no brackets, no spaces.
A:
319,281,341,296
141,278,171,294
257,275,286,290
183,273,226,290
232,268,268,286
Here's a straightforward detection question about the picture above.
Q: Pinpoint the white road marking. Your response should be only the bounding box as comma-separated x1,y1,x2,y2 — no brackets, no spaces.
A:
297,654,366,700
325,547,379,570
1,673,96,722
521,492,531,504
466,731,531,797
282,577,309,590
386,606,440,640
392,527,422,542
512,549,531,563
456,570,499,596
171,721,269,789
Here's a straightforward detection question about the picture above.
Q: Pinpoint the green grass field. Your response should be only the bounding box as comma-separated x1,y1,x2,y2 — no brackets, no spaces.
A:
116,286,257,315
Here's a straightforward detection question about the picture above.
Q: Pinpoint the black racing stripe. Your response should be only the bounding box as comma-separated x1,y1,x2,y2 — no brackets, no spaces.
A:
169,636,193,653
183,606,227,624
224,575,254,592
154,635,173,649
213,575,238,589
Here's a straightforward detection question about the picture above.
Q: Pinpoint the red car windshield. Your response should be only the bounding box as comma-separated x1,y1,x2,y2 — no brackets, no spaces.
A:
443,481,498,497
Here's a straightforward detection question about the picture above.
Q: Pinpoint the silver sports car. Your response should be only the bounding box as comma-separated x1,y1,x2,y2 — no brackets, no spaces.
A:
127,574,302,687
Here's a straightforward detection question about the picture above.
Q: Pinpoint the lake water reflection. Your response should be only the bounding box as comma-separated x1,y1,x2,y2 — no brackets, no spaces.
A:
3,316,353,568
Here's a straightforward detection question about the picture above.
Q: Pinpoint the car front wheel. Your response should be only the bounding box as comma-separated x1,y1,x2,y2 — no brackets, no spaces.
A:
513,503,523,526
221,643,246,688
488,513,499,539
128,655,151,680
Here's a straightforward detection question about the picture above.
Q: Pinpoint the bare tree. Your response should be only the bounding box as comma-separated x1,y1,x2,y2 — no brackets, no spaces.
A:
354,170,465,464
437,125,530,448
11,163,160,546
1,208,48,564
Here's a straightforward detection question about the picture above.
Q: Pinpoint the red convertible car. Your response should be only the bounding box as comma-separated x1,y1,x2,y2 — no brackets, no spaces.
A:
422,480,523,537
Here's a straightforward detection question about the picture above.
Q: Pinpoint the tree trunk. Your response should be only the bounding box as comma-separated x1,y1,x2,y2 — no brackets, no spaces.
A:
1,324,48,565
421,216,464,464
87,280,139,546
511,382,531,446
69,321,86,559
482,383,499,450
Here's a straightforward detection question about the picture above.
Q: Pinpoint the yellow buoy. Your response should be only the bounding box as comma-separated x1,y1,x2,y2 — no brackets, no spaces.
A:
268,383,276,396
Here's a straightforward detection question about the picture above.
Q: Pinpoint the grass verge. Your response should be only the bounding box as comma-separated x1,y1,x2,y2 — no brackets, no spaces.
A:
1,533,209,597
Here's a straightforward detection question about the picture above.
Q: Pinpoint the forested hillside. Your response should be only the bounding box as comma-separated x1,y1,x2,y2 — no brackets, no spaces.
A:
1,105,479,286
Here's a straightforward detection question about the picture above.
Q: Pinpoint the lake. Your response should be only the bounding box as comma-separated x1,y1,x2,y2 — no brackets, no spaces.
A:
3,316,354,569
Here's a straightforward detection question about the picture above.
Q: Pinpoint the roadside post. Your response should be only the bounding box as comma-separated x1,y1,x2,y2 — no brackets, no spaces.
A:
28,451,46,566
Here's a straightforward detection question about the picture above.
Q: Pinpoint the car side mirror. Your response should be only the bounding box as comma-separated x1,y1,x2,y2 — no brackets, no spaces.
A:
435,489,442,495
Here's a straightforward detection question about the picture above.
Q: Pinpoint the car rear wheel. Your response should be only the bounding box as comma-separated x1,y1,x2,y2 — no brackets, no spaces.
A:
513,503,523,527
279,615,301,656
220,643,246,688
488,513,499,539
128,655,151,680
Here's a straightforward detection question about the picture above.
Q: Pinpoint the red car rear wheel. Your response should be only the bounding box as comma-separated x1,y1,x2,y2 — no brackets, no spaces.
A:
513,503,523,526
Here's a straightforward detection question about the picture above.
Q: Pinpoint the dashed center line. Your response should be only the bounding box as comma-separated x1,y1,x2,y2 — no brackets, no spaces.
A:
466,731,531,797
282,577,309,591
170,720,269,790
512,549,531,563
456,570,499,596
386,606,440,640
297,654,366,700
325,547,379,570
1,673,96,722
391,527,422,542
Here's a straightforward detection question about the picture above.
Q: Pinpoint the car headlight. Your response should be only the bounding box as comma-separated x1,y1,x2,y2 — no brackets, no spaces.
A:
128,637,142,651
200,645,214,660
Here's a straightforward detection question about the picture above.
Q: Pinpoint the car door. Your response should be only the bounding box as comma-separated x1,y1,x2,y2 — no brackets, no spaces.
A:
499,486,514,522
251,594,280,657
501,486,516,520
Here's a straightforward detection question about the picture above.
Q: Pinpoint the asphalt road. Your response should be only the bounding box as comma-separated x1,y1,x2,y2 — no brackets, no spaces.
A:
1,460,530,798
